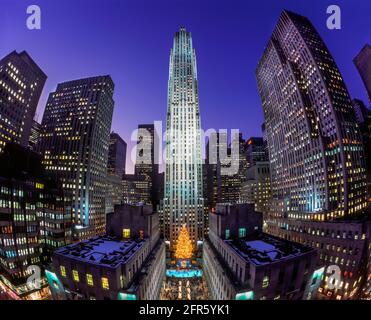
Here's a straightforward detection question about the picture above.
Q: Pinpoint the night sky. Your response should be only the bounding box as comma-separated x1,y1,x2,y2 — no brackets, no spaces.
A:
1,0,370,172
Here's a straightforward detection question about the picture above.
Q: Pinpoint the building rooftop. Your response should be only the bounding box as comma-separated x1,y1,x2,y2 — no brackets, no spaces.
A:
224,233,315,266
54,236,146,268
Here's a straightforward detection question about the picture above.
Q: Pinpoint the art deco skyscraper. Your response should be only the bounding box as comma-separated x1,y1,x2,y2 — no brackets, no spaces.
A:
163,28,204,249
38,76,114,240
256,11,368,299
0,51,46,152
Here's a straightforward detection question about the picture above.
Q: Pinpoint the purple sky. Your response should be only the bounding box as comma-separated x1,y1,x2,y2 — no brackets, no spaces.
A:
1,0,370,173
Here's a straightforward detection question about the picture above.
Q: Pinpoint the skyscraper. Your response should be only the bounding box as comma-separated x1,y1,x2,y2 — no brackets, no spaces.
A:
0,51,46,152
0,143,71,300
106,132,127,214
256,10,368,299
38,76,114,240
163,28,204,249
354,44,371,102
245,137,268,166
108,131,127,177
135,124,159,208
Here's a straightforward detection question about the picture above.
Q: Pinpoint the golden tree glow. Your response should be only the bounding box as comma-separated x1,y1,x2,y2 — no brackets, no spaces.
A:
175,225,193,260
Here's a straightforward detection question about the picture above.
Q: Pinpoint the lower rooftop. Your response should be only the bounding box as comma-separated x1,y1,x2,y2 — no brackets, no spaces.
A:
224,233,315,266
54,236,146,268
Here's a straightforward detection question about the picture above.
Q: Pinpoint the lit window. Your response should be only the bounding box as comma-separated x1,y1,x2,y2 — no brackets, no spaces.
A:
123,229,130,238
101,277,109,290
35,183,44,189
86,274,94,286
72,270,79,282
225,229,230,239
139,230,144,239
239,228,246,238
262,276,269,288
60,265,66,277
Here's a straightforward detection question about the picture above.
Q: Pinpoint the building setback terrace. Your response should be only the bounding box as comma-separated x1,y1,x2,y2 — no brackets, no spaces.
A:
225,234,314,266
54,236,146,268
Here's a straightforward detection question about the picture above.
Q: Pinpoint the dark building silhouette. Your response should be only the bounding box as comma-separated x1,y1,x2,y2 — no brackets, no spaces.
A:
108,132,127,177
106,132,126,214
354,44,371,102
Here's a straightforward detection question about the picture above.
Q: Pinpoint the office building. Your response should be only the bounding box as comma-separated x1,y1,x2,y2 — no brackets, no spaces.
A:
108,132,127,177
0,143,71,300
135,124,159,208
0,51,46,152
203,204,318,300
241,137,271,214
241,161,271,213
256,10,368,299
106,132,126,214
48,204,165,300
38,76,115,240
354,44,371,102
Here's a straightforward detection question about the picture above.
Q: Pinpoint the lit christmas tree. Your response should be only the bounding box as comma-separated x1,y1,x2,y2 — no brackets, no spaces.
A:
175,225,193,260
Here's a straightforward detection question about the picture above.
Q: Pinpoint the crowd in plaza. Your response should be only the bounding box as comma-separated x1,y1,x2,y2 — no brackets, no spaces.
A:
160,276,209,300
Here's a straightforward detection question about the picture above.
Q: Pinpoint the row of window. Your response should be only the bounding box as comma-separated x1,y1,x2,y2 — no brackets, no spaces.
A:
60,266,110,290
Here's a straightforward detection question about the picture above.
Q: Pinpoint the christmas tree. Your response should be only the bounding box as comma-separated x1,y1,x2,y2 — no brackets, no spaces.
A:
175,225,193,260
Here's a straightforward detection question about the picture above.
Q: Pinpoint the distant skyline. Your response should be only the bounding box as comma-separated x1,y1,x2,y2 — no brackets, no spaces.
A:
1,0,370,173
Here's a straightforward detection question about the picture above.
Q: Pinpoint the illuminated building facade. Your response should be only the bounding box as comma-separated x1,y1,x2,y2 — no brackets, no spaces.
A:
163,28,204,249
354,44,371,102
38,76,115,240
241,161,271,213
203,204,317,300
205,132,248,207
368,111,371,203
0,143,71,300
241,137,271,214
122,173,148,205
49,204,165,300
256,10,368,299
0,51,46,153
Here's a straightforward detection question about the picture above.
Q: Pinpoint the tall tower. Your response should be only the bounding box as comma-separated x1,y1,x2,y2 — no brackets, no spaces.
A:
163,28,204,250
38,76,114,240
256,11,368,299
256,10,367,221
0,51,46,152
